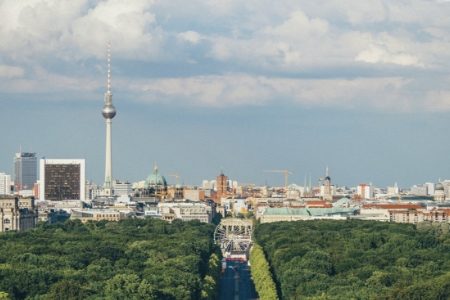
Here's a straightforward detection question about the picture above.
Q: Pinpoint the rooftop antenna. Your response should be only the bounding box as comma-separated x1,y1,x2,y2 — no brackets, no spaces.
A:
107,42,111,94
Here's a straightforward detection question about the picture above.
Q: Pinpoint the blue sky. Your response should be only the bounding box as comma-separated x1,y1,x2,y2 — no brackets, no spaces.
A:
0,0,449,187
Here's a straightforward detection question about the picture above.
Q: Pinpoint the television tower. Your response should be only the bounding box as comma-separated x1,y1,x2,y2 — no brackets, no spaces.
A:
102,43,116,196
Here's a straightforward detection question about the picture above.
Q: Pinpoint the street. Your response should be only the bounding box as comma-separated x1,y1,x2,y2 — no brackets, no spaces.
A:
219,260,258,300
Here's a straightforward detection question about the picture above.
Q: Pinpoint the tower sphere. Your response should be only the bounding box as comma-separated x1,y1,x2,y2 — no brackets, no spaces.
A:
102,105,116,119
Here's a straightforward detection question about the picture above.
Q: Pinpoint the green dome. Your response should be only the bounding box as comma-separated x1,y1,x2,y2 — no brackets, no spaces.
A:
145,166,167,187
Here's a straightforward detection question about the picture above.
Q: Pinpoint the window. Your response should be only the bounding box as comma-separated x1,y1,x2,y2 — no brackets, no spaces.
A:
3,219,10,224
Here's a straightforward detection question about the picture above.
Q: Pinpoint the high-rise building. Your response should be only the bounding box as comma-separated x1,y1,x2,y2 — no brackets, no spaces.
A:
425,182,435,196
357,183,374,200
0,173,11,195
14,152,37,192
39,159,85,201
102,44,116,197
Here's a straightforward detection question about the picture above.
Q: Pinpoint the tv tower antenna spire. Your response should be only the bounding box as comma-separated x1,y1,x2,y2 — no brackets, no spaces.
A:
102,42,116,197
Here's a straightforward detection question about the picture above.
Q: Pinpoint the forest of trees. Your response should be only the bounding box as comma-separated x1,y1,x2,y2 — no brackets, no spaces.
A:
0,219,220,300
255,220,450,299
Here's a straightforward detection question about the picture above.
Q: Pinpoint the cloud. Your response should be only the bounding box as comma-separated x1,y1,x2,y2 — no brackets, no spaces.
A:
356,45,421,66
69,0,162,59
123,74,430,112
177,31,202,44
0,0,449,113
0,65,24,78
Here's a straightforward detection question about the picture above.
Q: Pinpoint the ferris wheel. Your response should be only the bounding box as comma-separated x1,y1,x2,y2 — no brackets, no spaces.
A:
214,219,253,256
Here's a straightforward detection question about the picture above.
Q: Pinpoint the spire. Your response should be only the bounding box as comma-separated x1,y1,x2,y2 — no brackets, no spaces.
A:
326,166,329,177
107,42,111,94
102,42,116,120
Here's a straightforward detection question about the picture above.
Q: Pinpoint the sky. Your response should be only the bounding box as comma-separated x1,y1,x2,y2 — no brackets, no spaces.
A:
0,0,449,188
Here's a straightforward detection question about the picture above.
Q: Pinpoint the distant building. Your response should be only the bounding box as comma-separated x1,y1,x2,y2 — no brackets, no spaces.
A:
387,183,399,195
216,172,229,201
39,159,86,201
434,183,446,202
425,182,435,196
85,181,101,200
389,208,450,224
70,209,126,223
134,165,168,200
14,152,37,193
320,167,334,201
167,185,184,200
357,183,374,200
0,196,38,232
0,173,11,195
410,185,428,196
113,181,132,197
233,199,248,215
358,203,422,222
158,202,212,223
259,207,357,223
183,188,205,201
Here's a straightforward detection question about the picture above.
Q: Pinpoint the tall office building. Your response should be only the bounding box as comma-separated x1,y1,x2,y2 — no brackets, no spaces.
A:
14,152,37,192
102,44,116,196
39,159,85,201
0,173,11,195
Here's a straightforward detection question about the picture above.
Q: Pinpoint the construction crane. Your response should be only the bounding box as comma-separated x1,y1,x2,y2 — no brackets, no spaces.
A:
263,170,293,192
168,173,180,186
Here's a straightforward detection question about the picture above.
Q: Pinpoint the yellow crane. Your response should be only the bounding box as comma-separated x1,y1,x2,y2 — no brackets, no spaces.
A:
263,169,293,192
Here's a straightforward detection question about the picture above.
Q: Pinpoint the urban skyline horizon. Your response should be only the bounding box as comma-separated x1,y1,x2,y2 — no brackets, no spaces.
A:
0,140,446,189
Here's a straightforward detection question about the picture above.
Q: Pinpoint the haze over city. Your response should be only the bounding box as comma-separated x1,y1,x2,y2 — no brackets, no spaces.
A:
1,0,449,187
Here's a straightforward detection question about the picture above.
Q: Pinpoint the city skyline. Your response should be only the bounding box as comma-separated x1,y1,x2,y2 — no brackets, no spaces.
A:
0,1,449,187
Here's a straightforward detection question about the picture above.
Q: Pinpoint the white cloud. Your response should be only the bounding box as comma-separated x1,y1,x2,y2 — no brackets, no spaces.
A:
356,45,421,66
0,65,24,78
177,31,202,44
124,74,423,112
69,0,162,59
0,0,449,113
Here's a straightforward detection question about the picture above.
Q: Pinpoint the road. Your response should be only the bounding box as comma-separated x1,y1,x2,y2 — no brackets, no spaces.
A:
219,261,258,300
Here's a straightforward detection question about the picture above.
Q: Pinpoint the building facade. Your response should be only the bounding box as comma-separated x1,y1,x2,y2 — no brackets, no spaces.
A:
0,173,11,195
70,209,125,223
357,183,374,200
39,159,86,201
0,196,38,232
113,181,132,197
158,202,212,223
14,152,37,193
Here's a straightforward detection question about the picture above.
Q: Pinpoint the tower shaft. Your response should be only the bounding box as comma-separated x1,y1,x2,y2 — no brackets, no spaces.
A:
104,118,113,194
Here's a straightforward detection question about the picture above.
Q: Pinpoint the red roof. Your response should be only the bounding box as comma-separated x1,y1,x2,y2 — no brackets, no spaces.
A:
363,203,422,210
306,200,332,208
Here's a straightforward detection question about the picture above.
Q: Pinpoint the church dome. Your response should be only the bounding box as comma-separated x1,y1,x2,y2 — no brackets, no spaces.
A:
435,183,445,191
145,166,167,188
